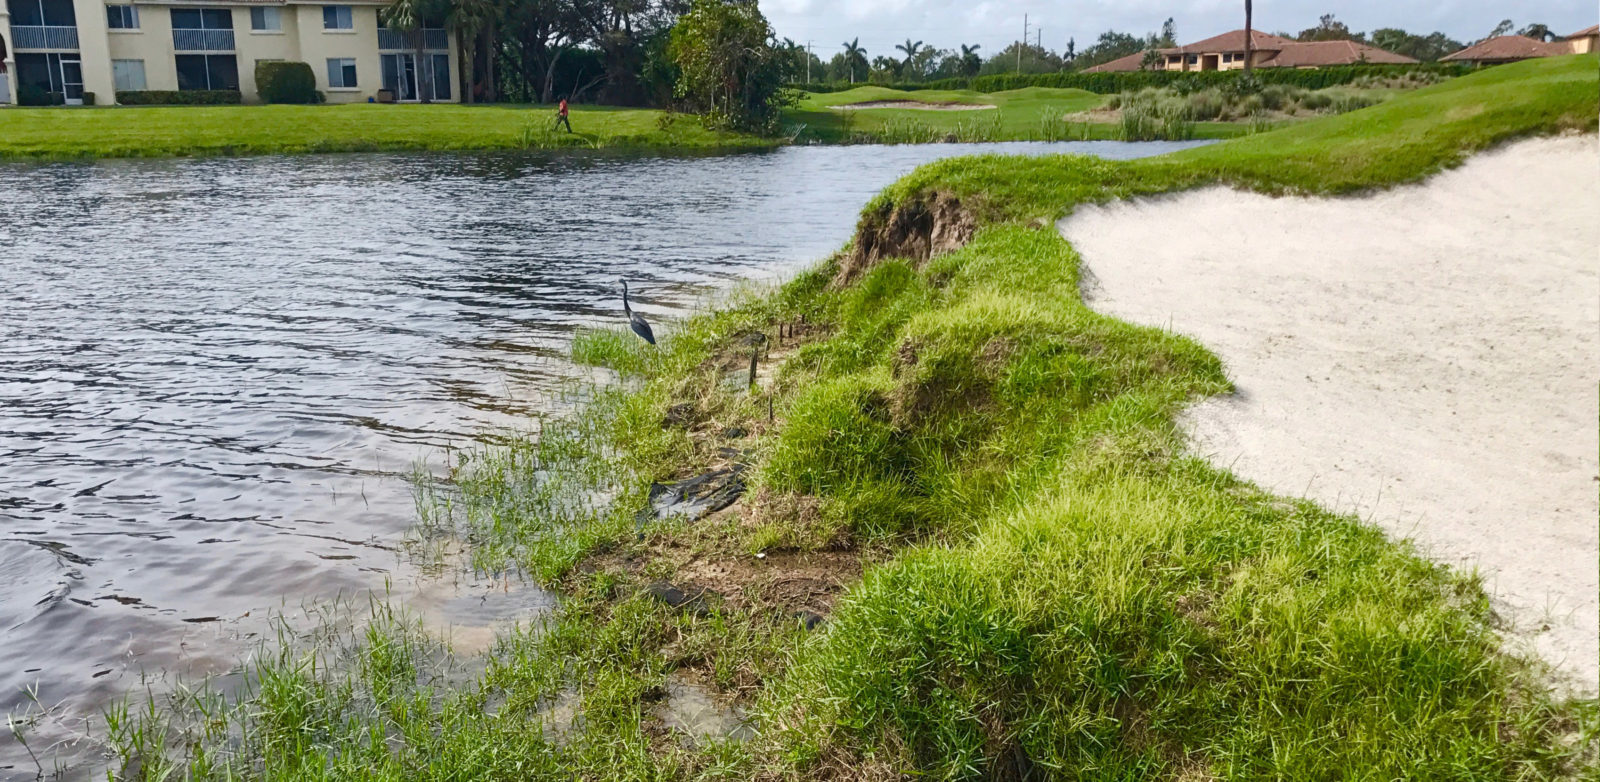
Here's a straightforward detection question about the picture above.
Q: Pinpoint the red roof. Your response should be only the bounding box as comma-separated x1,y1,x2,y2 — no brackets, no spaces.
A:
1083,52,1155,73
1567,25,1599,38
1081,30,1415,72
1174,29,1298,54
1442,35,1571,62
1268,39,1418,67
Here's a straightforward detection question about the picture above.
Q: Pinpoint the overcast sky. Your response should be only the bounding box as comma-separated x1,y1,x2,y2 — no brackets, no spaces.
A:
760,1,1598,61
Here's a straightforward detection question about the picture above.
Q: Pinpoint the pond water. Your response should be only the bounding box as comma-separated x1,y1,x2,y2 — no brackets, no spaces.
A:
0,139,1210,772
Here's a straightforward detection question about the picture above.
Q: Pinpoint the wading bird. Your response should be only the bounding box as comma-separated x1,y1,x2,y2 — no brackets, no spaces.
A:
620,279,656,345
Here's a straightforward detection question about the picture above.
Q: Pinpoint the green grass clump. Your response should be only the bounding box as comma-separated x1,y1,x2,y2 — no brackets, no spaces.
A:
106,55,1599,780
789,85,1249,144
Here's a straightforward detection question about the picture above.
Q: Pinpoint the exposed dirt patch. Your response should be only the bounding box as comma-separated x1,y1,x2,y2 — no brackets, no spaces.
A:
836,191,975,287
832,100,996,111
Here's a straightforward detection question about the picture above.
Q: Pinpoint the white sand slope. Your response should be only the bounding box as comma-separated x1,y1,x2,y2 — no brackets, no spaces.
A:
1060,135,1600,695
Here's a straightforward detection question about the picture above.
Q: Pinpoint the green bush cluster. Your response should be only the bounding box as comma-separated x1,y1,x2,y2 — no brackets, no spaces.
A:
1115,83,1382,128
115,90,243,105
794,63,1471,96
16,85,64,106
255,61,323,104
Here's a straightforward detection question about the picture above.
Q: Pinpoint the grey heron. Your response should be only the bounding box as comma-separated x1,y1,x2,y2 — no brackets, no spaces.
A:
620,279,656,345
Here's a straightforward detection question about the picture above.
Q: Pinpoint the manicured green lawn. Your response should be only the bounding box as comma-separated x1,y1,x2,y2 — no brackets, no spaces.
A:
0,101,769,159
0,85,1243,160
105,56,1599,781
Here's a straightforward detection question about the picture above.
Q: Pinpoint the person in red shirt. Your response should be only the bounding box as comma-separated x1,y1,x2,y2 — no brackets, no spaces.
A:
556,98,572,133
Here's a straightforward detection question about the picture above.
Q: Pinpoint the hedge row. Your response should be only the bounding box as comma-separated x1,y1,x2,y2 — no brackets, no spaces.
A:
794,63,1473,95
115,90,242,105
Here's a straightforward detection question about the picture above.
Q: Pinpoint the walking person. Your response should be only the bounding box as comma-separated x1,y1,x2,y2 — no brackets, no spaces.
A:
555,97,572,133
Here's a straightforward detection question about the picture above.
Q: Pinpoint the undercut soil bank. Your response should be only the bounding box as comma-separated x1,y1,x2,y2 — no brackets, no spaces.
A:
1060,134,1600,695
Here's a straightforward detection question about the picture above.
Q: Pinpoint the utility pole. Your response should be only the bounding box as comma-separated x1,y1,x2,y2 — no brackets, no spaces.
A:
1019,14,1027,71
805,40,811,83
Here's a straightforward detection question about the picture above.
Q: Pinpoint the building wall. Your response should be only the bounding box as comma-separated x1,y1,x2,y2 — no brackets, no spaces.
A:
104,5,176,90
1,5,16,103
235,4,301,101
1571,35,1598,54
294,3,378,102
9,0,456,105
1161,49,1271,73
72,0,114,101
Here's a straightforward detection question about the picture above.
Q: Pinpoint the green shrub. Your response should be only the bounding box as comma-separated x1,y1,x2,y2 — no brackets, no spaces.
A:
255,61,320,104
17,85,63,106
1259,83,1302,111
115,90,242,105
1185,88,1225,120
1301,90,1333,110
1330,93,1380,114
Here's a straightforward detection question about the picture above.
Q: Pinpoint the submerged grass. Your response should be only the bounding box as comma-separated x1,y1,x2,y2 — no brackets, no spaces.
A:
104,55,1599,779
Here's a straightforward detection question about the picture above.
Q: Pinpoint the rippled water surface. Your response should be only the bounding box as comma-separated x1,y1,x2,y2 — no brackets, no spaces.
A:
0,140,1209,771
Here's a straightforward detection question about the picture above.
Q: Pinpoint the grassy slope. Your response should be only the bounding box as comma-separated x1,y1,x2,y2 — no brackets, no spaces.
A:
109,56,1599,780
0,102,768,159
789,85,1249,142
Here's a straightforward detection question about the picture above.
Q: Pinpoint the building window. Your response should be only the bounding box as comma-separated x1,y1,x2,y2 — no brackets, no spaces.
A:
112,58,146,89
326,57,356,87
249,6,281,31
322,5,352,30
106,5,138,29
175,53,238,90
11,0,77,26
171,8,233,29
1186,55,1198,64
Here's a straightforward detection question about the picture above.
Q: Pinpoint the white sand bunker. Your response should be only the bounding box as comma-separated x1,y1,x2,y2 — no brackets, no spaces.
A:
831,100,996,111
1061,135,1599,695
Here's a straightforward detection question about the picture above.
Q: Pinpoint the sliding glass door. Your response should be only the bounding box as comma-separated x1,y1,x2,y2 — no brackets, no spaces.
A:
381,52,450,101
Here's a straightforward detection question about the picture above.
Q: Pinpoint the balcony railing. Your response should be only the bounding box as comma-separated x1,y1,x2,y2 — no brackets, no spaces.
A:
11,25,80,50
378,27,448,51
172,28,235,51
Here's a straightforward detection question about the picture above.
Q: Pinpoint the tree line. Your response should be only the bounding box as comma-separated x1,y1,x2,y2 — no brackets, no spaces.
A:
787,12,1564,86
382,0,1561,125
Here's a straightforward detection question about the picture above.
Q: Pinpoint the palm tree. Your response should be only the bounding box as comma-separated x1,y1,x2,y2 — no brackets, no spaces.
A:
448,0,495,103
383,0,444,102
958,43,981,77
1242,0,1254,76
841,38,867,83
895,38,924,79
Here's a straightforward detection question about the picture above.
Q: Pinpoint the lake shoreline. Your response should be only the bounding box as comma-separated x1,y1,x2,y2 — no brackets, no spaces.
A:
78,56,1600,778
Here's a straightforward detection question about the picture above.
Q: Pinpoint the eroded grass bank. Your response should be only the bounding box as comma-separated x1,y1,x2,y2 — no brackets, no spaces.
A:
105,55,1599,780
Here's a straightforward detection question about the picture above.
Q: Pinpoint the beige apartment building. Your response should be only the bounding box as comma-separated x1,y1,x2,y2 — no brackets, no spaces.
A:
0,0,459,105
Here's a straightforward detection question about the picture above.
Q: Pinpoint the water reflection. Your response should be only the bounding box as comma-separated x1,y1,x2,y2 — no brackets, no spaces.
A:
0,139,1211,773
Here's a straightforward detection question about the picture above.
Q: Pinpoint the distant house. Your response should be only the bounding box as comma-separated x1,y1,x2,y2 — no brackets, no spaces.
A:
1565,25,1599,54
1084,29,1416,74
1441,35,1573,65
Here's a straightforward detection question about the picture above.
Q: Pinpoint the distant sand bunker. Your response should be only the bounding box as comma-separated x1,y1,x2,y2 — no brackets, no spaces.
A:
831,100,996,111
1061,135,1600,696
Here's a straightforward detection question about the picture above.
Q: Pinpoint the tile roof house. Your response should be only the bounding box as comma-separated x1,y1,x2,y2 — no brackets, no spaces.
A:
1084,29,1416,73
1441,35,1574,64
1565,25,1598,54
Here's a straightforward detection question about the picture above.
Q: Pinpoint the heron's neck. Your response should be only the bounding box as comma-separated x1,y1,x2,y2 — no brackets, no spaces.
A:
622,283,631,314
